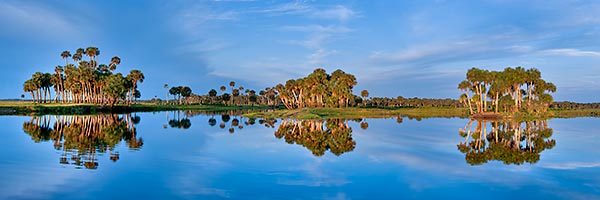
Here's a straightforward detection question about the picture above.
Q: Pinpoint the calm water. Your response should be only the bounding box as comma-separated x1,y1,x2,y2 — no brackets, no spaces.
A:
0,111,599,200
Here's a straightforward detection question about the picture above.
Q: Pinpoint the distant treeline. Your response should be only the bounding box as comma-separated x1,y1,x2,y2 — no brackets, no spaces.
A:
550,101,600,110
361,97,461,108
165,69,460,109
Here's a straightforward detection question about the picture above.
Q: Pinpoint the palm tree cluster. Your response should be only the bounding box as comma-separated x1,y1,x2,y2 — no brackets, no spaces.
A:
458,67,556,115
167,86,192,104
457,120,555,165
274,119,356,156
22,114,142,169
23,47,145,106
275,68,357,109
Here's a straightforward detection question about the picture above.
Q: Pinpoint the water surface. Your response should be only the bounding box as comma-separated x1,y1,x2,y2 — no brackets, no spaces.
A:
0,111,599,199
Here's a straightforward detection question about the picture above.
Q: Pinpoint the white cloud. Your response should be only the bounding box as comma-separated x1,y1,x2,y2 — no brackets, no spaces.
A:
542,162,600,170
539,48,600,57
281,25,352,33
0,1,79,38
250,3,357,22
310,5,357,21
308,49,338,65
282,25,352,65
249,1,311,15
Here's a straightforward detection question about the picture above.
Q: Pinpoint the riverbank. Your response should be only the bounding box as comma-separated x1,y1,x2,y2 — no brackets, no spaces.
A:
0,101,268,115
2,101,599,119
243,107,470,119
243,107,600,120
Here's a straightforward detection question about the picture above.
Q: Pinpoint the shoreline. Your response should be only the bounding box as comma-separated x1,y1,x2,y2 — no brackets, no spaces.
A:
1,101,598,119
0,101,269,116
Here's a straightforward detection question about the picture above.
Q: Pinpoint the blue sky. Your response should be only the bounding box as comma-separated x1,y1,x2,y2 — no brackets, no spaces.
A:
1,0,600,102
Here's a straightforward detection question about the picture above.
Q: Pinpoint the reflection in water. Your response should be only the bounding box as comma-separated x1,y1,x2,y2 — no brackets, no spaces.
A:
165,111,192,129
275,119,356,156
22,114,142,169
457,120,556,165
205,114,277,134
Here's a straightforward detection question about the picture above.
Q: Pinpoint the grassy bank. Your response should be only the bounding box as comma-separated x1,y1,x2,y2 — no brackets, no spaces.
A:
243,107,600,120
243,107,469,119
551,109,600,118
0,101,268,115
2,100,599,119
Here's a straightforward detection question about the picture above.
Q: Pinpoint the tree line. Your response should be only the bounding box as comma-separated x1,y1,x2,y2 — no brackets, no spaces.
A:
361,96,461,108
23,47,144,106
162,81,279,106
550,101,600,110
458,67,556,115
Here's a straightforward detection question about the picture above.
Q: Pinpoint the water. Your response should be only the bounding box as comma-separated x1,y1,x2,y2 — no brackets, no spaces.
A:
0,111,599,199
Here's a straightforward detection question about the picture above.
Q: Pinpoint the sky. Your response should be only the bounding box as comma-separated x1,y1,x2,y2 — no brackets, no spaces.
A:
1,0,600,102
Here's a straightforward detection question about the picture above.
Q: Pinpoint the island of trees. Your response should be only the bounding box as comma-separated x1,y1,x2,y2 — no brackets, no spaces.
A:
23,47,145,106
458,67,556,117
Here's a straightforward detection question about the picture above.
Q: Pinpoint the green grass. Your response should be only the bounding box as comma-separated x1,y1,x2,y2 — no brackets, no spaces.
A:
551,109,600,118
0,101,268,115
243,107,470,119
2,100,599,119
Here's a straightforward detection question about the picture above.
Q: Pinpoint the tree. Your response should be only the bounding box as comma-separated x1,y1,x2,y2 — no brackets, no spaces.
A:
85,47,100,67
61,51,71,65
360,90,369,106
126,70,145,103
169,87,180,102
180,86,192,104
232,89,240,105
208,89,217,97
103,74,128,106
164,84,169,103
229,81,236,105
208,89,217,104
222,93,231,105
109,56,121,71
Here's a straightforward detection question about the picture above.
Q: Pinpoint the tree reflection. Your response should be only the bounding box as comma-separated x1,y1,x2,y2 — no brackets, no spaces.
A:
274,119,356,156
22,114,142,169
166,111,192,129
457,120,555,165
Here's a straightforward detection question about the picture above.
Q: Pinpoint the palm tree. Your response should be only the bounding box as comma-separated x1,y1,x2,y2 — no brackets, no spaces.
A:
360,90,369,106
180,86,192,104
127,70,145,103
169,87,180,103
109,56,121,71
72,53,82,64
228,82,236,104
458,80,474,114
208,89,217,104
164,84,169,103
232,89,240,105
61,51,71,65
85,47,100,66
